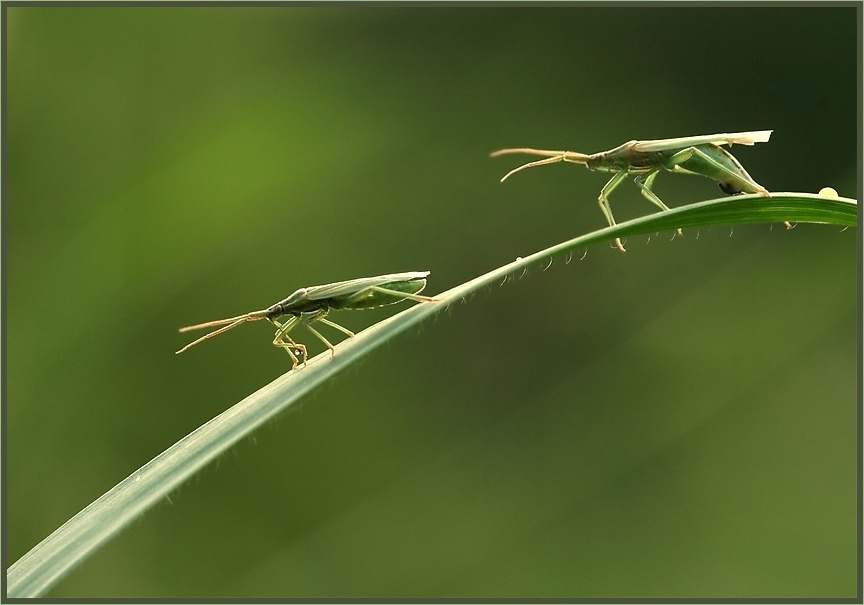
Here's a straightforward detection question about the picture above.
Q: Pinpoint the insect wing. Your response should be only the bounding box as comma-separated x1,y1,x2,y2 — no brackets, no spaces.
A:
337,277,429,310
632,130,773,152
302,272,431,301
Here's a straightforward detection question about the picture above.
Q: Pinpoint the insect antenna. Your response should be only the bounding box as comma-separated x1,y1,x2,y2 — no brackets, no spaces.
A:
490,148,590,182
176,310,268,354
498,156,566,181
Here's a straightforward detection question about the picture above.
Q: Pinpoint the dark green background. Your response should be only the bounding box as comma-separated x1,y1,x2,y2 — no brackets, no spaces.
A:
7,6,858,598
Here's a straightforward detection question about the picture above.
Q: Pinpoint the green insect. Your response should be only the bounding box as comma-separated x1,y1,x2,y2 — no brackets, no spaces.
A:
176,271,436,368
491,130,779,252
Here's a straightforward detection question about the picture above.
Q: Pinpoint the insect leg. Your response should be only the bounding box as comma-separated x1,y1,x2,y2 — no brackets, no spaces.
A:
669,147,766,193
269,316,305,368
632,171,669,210
301,312,340,359
598,170,630,252
633,171,683,236
669,147,789,229
317,317,355,338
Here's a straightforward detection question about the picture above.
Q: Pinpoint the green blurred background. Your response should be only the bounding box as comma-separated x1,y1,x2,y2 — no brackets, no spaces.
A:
6,6,858,598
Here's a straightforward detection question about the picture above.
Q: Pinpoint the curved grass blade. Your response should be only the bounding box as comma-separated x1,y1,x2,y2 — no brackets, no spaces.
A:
7,192,856,597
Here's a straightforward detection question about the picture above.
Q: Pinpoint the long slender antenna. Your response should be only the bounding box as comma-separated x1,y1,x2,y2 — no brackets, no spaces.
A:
175,310,268,354
490,148,591,182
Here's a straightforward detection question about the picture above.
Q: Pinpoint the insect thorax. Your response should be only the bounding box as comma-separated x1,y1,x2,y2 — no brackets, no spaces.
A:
266,288,329,318
586,141,654,173
592,143,676,173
